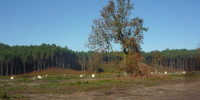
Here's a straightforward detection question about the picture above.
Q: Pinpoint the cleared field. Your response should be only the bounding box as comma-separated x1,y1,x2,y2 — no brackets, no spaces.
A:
0,69,200,100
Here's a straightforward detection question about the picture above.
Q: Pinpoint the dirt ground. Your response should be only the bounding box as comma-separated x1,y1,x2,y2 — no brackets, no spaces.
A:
28,80,200,100
1,71,200,100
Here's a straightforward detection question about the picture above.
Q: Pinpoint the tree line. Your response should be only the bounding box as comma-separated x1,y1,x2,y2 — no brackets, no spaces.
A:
0,43,80,76
0,43,123,76
0,43,199,76
142,49,200,71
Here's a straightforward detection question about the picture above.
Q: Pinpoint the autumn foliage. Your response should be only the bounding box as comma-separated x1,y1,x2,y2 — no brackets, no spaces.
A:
87,0,148,76
124,52,150,77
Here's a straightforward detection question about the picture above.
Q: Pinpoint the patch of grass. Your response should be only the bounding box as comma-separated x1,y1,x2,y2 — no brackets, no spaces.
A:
11,94,23,98
7,85,28,91
0,81,6,84
130,80,137,85
69,79,121,91
10,94,30,99
0,91,9,100
150,77,165,81
144,81,158,87
74,81,81,85
18,75,33,78
82,81,89,84
168,74,185,77
116,74,122,77
44,75,79,80
0,76,11,79
40,82,63,88
17,78,32,83
168,72,200,80
38,79,118,92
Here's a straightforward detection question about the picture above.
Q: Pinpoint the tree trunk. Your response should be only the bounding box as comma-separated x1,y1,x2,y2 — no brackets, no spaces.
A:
34,61,36,71
40,60,43,70
48,58,50,68
15,65,16,75
44,60,46,69
56,57,58,67
1,61,3,76
51,55,54,67
6,62,9,76
11,62,14,76
59,57,62,67
37,59,40,71
62,62,65,68
23,62,26,74
81,65,83,71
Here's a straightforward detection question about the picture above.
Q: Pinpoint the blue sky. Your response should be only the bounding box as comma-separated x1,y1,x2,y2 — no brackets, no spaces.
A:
0,0,200,52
